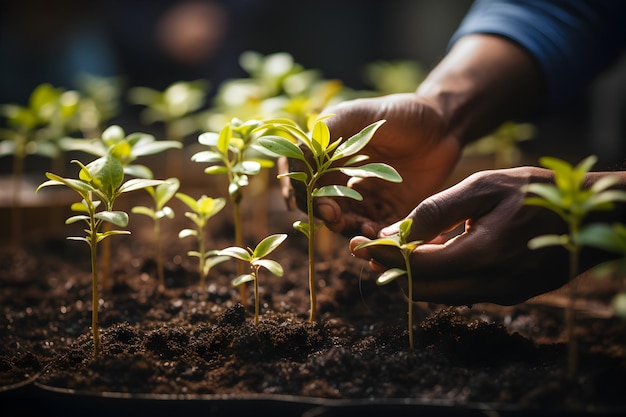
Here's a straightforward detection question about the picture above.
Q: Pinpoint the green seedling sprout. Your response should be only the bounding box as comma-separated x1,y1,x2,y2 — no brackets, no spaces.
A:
128,80,210,178
218,233,288,324
1,83,81,246
36,153,164,357
523,155,626,379
176,192,229,288
62,124,182,290
131,178,180,292
353,218,421,350
191,118,275,304
258,115,402,322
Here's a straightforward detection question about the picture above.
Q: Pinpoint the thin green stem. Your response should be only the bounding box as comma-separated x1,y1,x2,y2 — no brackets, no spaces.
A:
199,223,206,288
253,267,260,325
89,216,101,357
155,218,164,292
306,185,317,323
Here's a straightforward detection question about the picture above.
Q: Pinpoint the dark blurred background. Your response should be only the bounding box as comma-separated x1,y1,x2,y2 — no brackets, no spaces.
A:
1,0,625,170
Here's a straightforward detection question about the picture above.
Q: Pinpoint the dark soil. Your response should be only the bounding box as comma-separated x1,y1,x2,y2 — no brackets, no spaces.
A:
1,201,626,417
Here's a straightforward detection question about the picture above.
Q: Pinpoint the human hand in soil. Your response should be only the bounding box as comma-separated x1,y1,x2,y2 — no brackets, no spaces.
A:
349,167,625,306
278,92,462,239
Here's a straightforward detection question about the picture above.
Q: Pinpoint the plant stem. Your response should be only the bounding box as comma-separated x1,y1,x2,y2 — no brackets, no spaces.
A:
89,217,101,357
253,267,260,325
306,186,317,322
403,252,414,350
155,218,165,292
199,224,206,288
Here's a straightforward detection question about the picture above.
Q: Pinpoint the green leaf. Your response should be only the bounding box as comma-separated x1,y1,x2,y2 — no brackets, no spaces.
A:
577,223,626,253
353,237,401,251
258,136,305,160
191,150,223,163
523,183,562,207
376,268,406,285
233,274,255,287
155,178,180,208
132,140,182,156
217,123,232,155
528,234,568,249
332,120,385,160
233,160,261,175
312,119,330,150
198,132,219,146
293,220,310,238
338,163,402,182
97,230,131,242
65,215,89,225
131,206,156,218
314,185,363,201
204,165,230,175
254,234,288,258
218,247,252,262
254,259,284,277
95,211,129,227
124,164,154,179
119,178,165,193
175,192,198,211
278,171,308,183
178,228,197,239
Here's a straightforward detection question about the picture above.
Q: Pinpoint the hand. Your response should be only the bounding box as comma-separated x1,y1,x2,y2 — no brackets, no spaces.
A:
350,167,592,306
279,92,462,238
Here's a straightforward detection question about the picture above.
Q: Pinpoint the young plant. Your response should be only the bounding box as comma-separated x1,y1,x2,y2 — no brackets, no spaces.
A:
36,153,164,357
353,218,422,350
131,178,180,292
128,80,210,178
191,118,275,304
0,83,81,246
523,155,626,379
218,233,288,324
176,192,229,288
258,115,402,322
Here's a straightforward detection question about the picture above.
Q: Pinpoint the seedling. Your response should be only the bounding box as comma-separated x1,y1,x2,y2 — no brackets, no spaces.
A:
523,155,626,379
36,153,164,357
258,115,402,322
176,192,229,288
0,83,81,246
218,233,288,324
131,178,180,292
191,118,275,303
353,219,421,350
128,80,210,178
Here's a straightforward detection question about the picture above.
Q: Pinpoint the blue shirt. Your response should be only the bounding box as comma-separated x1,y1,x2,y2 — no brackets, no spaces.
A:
449,0,626,108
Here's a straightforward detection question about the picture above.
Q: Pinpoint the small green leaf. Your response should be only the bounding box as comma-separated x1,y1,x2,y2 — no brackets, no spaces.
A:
258,136,306,160
278,171,308,183
178,228,197,239
293,220,310,238
119,178,164,194
353,237,401,251
314,185,363,201
332,120,385,160
65,215,89,225
218,247,252,262
528,234,568,249
95,211,129,227
254,234,288,258
376,268,406,285
338,163,402,182
233,274,255,287
254,259,284,277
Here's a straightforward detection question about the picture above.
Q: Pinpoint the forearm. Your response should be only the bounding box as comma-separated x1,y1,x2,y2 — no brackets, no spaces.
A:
416,34,544,146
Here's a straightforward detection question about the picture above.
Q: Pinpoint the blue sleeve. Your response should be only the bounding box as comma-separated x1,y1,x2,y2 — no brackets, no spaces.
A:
448,0,626,108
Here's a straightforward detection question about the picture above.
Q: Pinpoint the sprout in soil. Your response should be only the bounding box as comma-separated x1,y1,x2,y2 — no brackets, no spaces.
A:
61,124,182,290
523,154,626,379
191,118,275,304
131,177,181,292
353,218,422,350
218,233,288,324
258,115,402,322
176,192,230,288
36,153,164,357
